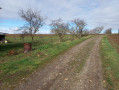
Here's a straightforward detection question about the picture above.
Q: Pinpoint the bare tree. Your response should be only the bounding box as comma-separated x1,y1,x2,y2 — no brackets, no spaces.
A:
20,30,29,42
50,18,69,42
82,29,89,36
90,26,104,34
68,25,76,40
18,9,45,43
104,28,112,34
72,18,87,38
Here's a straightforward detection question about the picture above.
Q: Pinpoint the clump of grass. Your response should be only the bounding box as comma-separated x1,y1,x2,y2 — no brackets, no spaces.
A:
100,36,119,90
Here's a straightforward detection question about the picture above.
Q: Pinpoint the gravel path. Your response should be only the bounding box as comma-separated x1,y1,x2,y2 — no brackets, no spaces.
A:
15,36,104,90
71,35,104,90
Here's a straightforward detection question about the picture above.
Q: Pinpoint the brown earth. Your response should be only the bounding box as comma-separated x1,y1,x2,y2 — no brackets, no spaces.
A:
10,35,104,90
108,35,119,53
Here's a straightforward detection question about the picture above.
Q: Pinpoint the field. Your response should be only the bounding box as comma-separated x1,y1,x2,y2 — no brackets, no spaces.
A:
100,35,119,90
0,35,70,58
0,34,93,88
108,35,119,53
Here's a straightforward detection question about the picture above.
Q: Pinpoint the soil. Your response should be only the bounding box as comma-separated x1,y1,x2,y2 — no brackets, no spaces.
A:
108,35,119,53
13,35,104,90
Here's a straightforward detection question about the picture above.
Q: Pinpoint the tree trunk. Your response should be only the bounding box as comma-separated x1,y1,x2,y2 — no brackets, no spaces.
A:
78,34,81,39
32,36,34,43
23,37,24,42
50,36,53,43
80,30,83,37
31,34,34,43
59,36,63,42
72,35,74,41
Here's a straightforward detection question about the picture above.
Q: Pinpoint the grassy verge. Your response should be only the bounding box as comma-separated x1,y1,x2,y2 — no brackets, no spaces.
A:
100,36,119,90
0,35,94,88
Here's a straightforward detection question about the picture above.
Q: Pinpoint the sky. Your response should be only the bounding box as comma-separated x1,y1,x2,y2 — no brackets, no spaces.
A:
0,0,119,34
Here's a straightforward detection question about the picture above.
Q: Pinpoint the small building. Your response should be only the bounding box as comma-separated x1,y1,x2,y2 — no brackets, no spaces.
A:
0,32,6,43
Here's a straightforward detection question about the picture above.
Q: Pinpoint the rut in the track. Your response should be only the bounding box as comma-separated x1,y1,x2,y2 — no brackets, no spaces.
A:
15,36,104,90
71,36,104,90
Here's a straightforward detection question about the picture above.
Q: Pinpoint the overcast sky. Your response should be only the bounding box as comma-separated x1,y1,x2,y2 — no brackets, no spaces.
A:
0,0,119,34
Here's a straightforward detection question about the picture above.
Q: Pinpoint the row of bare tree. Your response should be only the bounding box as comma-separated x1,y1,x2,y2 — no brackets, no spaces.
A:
18,9,104,43
50,18,87,41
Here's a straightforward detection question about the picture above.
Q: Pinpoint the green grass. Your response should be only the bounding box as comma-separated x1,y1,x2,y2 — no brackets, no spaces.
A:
5,35,71,43
0,35,94,87
100,36,119,90
0,35,72,58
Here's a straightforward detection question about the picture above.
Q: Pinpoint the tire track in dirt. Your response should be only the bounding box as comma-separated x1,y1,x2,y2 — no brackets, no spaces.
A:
71,35,104,90
48,36,96,90
15,36,104,90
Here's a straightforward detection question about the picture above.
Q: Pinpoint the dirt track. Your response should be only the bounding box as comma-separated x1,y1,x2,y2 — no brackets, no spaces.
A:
15,35,104,90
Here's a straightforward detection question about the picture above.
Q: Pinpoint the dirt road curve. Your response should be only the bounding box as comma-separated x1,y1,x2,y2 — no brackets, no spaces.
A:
15,35,104,90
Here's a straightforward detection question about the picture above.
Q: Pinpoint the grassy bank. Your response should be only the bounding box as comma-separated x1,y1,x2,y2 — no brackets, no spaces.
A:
0,35,94,88
100,36,119,90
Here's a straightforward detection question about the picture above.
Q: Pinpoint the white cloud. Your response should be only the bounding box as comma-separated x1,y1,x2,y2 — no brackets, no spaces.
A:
0,27,51,34
38,30,51,34
0,28,13,34
0,0,119,33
